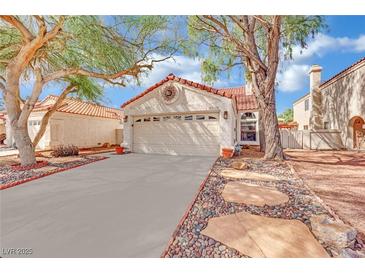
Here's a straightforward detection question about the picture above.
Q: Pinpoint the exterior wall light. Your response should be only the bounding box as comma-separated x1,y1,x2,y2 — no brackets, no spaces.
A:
123,115,128,123
223,111,228,120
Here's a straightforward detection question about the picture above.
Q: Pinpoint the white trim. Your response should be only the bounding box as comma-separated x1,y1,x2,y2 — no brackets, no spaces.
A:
237,111,260,145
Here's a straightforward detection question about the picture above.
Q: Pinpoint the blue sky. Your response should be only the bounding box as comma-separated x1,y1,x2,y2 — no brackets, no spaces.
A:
15,16,365,114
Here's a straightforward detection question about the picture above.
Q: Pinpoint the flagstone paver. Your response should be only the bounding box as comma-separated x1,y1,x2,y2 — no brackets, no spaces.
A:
220,168,282,181
222,181,289,206
202,212,330,258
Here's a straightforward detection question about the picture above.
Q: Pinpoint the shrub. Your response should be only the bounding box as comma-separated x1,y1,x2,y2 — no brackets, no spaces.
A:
51,145,79,157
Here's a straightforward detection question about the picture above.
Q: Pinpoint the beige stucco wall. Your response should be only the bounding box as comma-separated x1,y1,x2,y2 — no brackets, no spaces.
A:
123,81,237,153
320,62,365,148
5,111,122,149
293,94,311,130
49,112,122,149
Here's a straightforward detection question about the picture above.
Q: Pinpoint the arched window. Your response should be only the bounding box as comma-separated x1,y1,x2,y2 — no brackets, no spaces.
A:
240,112,258,143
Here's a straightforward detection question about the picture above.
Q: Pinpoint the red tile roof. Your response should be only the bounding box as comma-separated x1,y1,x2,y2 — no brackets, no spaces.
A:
320,56,365,88
218,87,258,111
121,73,258,111
34,95,123,120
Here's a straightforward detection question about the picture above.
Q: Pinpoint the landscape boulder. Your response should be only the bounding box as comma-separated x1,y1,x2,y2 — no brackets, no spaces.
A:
310,214,357,251
230,161,249,170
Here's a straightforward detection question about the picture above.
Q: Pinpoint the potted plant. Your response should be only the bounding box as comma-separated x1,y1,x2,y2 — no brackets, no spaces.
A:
221,147,234,159
115,146,124,154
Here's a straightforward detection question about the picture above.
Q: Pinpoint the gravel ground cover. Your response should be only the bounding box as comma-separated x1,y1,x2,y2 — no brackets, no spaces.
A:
0,155,107,188
163,157,339,258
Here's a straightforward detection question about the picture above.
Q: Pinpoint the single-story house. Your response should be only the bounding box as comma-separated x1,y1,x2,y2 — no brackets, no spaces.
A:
5,95,123,149
293,57,365,149
121,73,258,156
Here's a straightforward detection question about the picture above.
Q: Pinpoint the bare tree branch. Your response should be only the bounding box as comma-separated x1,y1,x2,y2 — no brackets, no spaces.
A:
0,15,34,42
18,68,44,126
33,15,47,37
43,62,153,84
32,84,77,147
253,16,272,31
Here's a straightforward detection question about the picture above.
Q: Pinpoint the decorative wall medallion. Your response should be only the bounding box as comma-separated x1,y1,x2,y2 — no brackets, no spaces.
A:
160,84,179,104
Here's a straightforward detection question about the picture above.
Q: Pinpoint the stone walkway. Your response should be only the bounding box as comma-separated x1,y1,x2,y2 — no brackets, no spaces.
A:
202,212,329,258
163,157,338,258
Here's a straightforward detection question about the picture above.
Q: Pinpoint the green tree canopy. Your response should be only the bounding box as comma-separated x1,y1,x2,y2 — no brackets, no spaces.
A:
278,108,293,123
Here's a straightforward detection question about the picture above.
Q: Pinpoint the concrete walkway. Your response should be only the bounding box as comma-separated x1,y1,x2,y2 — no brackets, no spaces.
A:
0,153,216,257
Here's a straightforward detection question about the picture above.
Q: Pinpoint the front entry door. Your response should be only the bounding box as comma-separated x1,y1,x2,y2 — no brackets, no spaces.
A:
353,117,365,149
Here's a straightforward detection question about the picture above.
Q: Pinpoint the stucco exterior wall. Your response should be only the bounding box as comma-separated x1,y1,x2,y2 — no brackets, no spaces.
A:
5,111,122,149
123,81,236,152
293,94,311,130
49,112,122,149
320,62,365,148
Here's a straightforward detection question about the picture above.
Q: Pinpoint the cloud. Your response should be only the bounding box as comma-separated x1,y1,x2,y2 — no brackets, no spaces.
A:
292,33,365,62
277,33,365,93
135,55,203,88
277,64,310,92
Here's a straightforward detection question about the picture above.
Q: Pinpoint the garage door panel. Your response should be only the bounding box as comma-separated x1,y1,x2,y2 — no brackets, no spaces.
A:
133,113,220,156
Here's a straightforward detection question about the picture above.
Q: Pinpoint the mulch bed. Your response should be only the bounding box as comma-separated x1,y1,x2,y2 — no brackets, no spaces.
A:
0,155,108,190
162,156,335,258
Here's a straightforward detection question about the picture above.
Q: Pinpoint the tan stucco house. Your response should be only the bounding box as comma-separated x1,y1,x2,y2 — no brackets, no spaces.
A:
293,57,365,149
5,95,123,149
121,73,258,156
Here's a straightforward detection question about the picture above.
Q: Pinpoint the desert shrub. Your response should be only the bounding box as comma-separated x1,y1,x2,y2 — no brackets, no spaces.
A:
51,145,79,157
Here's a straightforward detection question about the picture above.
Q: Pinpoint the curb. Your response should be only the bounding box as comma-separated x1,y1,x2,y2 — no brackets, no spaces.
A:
160,157,220,258
0,156,108,191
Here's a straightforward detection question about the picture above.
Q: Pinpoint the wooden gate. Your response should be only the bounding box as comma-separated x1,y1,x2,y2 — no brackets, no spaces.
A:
280,129,303,149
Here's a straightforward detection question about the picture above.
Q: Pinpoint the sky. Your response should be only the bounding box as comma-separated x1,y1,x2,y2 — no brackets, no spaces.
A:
10,15,365,114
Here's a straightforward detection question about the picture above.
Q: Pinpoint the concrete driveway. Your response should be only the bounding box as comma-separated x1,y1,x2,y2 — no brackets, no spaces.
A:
0,153,216,257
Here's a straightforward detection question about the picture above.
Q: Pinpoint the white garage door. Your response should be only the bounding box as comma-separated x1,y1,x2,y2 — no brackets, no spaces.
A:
133,113,220,156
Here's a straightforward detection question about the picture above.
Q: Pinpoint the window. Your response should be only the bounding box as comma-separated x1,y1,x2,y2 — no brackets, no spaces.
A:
241,112,256,120
196,115,205,120
28,120,41,126
173,115,182,120
240,112,258,142
324,122,329,129
304,99,309,111
153,117,160,122
184,115,193,121
208,115,217,120
304,125,309,130
143,117,151,122
135,119,142,123
162,116,171,121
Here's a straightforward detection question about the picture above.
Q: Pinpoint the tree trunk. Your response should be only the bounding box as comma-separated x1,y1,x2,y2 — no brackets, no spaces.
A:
258,110,266,152
13,124,36,166
32,84,75,148
261,87,284,160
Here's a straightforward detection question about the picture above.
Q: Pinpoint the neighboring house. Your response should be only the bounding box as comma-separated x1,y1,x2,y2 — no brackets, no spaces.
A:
5,95,123,149
121,73,258,156
293,57,365,149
